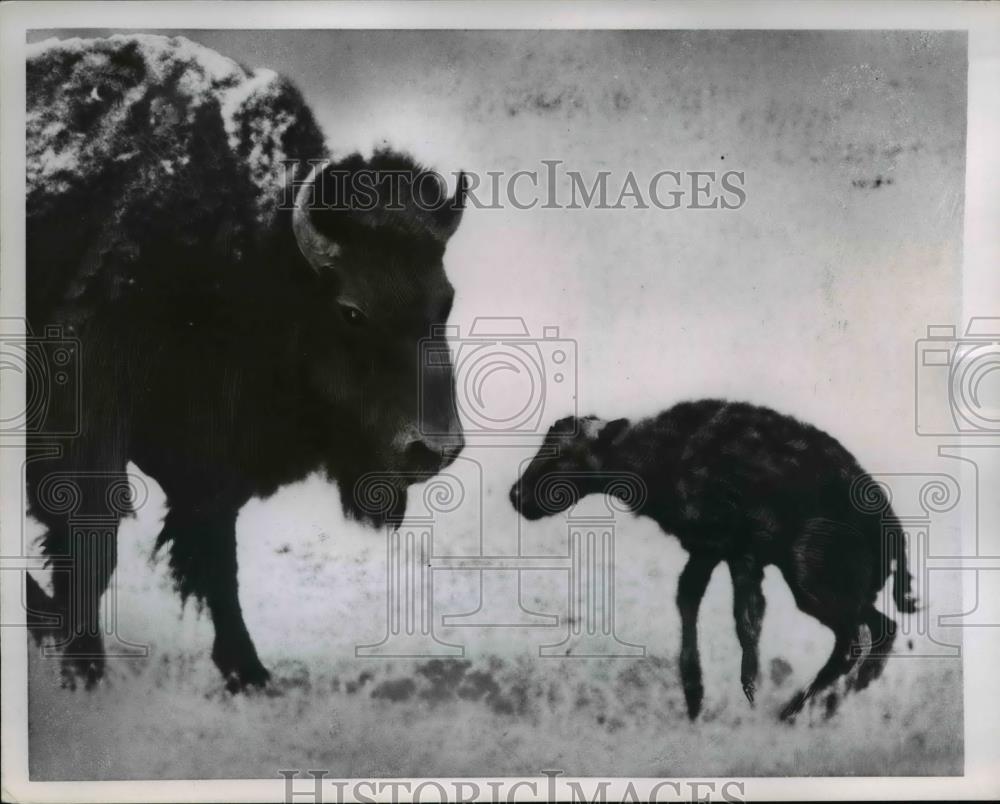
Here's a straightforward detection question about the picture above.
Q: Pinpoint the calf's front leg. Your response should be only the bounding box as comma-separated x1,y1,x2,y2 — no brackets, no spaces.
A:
676,553,719,719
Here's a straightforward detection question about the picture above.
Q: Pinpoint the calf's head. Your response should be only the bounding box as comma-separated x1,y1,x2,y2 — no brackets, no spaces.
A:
510,415,631,520
292,151,467,523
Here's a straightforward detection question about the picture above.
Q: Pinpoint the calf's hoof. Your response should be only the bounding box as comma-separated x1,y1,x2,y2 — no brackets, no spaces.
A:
742,680,756,705
779,690,807,722
823,691,840,719
852,653,889,692
683,682,704,720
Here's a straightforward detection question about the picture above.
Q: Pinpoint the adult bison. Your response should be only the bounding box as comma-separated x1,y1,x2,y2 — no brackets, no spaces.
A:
25,34,466,690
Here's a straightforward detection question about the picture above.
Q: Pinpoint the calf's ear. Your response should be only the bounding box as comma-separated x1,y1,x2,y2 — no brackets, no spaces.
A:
432,171,468,244
596,418,630,452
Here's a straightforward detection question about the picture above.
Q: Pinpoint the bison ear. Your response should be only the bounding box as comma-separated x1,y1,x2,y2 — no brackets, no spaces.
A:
432,171,468,244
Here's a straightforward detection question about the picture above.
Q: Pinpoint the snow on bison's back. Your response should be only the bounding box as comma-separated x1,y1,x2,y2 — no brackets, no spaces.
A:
26,34,327,311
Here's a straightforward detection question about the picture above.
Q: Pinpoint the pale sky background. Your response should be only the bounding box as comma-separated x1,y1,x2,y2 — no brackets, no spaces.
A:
25,30,968,778
27,29,966,471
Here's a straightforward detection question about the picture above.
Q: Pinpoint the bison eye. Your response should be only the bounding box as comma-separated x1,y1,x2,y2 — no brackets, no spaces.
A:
339,303,367,327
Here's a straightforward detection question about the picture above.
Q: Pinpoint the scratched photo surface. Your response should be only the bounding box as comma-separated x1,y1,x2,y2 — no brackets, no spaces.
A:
23,30,965,778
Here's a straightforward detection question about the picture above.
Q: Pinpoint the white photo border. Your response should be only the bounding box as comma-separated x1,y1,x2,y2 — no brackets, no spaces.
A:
2,1,998,801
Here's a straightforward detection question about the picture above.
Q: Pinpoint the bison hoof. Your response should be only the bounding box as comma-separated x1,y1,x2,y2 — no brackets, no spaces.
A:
742,681,756,705
213,638,271,693
60,656,105,691
59,635,106,690
222,662,272,694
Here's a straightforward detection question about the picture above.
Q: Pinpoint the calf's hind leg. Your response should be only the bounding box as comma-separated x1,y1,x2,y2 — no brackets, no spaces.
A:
779,519,872,720
779,622,863,721
728,555,765,705
676,553,720,720
157,504,270,692
852,606,897,691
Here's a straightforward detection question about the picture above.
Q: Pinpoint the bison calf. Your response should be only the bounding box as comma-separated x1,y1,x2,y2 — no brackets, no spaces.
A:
510,400,917,721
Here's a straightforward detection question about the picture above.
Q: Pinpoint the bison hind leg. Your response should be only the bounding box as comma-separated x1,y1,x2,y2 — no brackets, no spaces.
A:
25,571,58,644
28,469,130,689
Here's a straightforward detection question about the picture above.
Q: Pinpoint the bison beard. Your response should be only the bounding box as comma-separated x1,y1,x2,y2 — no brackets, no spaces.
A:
24,34,466,690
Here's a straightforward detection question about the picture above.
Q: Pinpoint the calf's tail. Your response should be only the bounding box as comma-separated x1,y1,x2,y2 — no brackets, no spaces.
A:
885,511,918,614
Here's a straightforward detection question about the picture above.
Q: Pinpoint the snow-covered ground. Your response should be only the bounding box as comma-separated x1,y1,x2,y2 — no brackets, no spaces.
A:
26,475,964,778
26,30,966,779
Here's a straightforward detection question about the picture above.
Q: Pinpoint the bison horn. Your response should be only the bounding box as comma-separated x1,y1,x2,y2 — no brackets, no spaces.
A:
292,161,340,272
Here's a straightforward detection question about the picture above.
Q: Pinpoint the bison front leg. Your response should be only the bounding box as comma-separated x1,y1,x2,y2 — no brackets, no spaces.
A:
160,505,270,692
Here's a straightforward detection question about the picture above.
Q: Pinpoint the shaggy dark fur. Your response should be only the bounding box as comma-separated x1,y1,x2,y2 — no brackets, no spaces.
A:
25,35,466,691
511,401,917,721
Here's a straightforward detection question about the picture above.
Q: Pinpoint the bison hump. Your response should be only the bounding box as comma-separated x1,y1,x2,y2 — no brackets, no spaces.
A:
26,34,327,310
